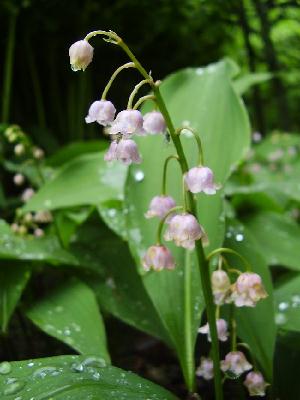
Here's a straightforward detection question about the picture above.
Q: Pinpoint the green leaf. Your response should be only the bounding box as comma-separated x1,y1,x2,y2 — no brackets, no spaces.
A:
47,140,108,167
0,261,31,332
233,72,272,95
225,219,276,381
97,200,127,241
26,279,110,362
244,211,300,271
23,152,127,212
126,60,250,384
73,218,170,343
274,273,300,332
0,355,178,399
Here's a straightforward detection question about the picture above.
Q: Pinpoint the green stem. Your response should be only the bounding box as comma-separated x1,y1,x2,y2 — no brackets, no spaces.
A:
127,79,151,109
84,30,223,399
162,155,179,195
184,249,195,390
1,11,17,122
156,206,183,244
231,317,237,351
101,62,135,100
207,247,252,272
176,126,204,165
133,95,156,110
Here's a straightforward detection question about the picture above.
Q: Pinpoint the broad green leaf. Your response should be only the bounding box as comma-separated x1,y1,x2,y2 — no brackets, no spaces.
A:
23,152,127,212
27,279,110,362
225,219,276,381
233,72,272,95
97,200,127,240
244,212,300,271
0,220,78,266
0,261,31,332
274,273,300,332
126,60,250,385
73,218,170,343
0,355,178,399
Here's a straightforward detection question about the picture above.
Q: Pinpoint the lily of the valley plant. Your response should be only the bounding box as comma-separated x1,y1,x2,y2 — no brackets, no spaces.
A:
69,31,269,399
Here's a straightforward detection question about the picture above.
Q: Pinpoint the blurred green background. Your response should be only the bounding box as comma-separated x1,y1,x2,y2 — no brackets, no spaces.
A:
1,0,300,152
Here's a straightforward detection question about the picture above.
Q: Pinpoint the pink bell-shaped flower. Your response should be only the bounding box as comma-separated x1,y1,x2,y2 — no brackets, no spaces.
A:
13,173,25,186
198,318,229,342
231,272,268,307
196,357,214,380
184,166,220,195
244,371,268,397
143,111,166,134
85,100,116,126
109,110,143,136
211,270,232,305
69,40,94,71
104,139,141,165
145,195,176,220
164,213,206,249
142,245,175,271
221,351,252,377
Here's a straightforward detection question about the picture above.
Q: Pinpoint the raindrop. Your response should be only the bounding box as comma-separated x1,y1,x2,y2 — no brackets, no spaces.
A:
81,357,106,368
134,170,144,182
0,361,11,375
275,313,287,325
63,328,71,336
107,209,116,217
278,301,289,311
195,68,204,75
33,366,58,379
3,378,25,395
235,234,244,242
55,306,64,313
44,199,52,208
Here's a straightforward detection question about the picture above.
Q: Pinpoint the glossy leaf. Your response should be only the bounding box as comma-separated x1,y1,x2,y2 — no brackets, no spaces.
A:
244,211,300,271
126,60,250,383
0,355,178,399
23,152,127,212
225,219,276,381
27,279,110,362
0,261,31,332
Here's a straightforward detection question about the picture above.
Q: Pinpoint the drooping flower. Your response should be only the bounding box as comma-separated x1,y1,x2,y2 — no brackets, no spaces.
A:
69,40,94,71
244,371,268,397
184,166,220,195
21,188,35,203
33,211,53,224
221,351,252,377
211,270,232,305
33,147,44,160
13,173,25,186
198,318,229,342
109,110,143,136
164,213,207,249
196,357,214,380
145,195,176,220
85,100,116,126
143,111,166,134
231,272,268,307
142,245,175,271
104,139,141,165
34,228,44,238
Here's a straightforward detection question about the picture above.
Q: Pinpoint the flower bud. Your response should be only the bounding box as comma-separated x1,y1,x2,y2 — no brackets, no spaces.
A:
14,143,25,156
142,245,175,271
211,270,231,305
34,228,44,237
145,195,176,220
21,188,35,203
69,40,93,71
13,173,25,186
18,225,28,235
198,318,229,342
109,110,143,136
85,100,116,126
33,147,44,160
24,213,33,224
231,272,268,307
104,139,141,165
143,111,166,134
244,371,268,397
164,213,207,249
184,166,220,195
221,351,252,377
196,357,214,380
